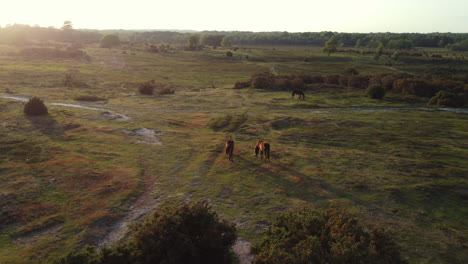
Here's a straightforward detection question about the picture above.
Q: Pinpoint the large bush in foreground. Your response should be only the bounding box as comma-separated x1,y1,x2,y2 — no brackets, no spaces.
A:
252,206,407,264
24,97,48,116
54,201,237,264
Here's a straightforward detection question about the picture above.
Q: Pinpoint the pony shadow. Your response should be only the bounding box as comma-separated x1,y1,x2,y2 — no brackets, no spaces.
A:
234,154,389,217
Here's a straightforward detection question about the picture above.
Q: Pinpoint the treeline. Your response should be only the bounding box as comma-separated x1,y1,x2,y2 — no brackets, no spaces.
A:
0,24,101,44
1,24,467,50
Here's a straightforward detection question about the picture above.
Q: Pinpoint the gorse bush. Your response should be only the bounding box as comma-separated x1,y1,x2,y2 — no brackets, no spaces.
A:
53,201,237,264
252,206,407,264
367,85,386,99
138,80,155,95
131,200,236,264
24,97,48,116
63,73,88,88
250,72,275,89
428,90,465,107
234,80,250,89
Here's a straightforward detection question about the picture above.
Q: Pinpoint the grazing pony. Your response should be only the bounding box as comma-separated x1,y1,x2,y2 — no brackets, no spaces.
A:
292,90,305,99
255,140,270,162
225,137,235,161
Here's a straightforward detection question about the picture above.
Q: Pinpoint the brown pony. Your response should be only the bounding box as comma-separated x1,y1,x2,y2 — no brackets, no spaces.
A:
225,137,235,161
255,140,270,162
292,90,305,99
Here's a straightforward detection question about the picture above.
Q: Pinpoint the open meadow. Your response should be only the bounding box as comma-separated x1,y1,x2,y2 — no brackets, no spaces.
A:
0,42,467,263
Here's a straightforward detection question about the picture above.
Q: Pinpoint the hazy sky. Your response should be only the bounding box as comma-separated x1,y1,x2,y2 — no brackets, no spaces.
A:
1,0,467,33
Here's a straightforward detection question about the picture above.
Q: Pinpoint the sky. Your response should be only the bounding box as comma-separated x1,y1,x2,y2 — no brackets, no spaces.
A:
0,0,467,33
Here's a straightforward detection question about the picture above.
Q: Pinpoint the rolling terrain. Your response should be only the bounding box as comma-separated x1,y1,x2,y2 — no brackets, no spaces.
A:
0,43,467,263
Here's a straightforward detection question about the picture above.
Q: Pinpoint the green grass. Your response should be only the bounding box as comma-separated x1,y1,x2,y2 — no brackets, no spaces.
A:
0,43,467,263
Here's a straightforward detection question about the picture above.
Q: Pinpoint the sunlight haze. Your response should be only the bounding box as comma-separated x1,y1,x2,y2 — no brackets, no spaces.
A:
0,0,467,32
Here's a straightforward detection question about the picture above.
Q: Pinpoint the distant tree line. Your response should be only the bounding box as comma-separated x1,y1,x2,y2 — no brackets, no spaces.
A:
1,24,467,50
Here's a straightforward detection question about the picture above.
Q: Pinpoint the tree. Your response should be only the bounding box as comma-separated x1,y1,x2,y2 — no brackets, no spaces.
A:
252,205,407,264
187,34,201,51
99,34,120,48
61,21,73,31
200,34,224,48
61,21,74,42
221,36,232,47
355,38,363,48
374,43,384,60
322,36,338,56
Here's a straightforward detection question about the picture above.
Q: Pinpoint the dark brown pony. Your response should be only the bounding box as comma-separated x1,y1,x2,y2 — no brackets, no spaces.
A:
225,137,235,161
255,140,270,162
292,90,305,99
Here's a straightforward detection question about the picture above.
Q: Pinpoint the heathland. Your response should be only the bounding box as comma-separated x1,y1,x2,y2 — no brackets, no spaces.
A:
0,29,467,263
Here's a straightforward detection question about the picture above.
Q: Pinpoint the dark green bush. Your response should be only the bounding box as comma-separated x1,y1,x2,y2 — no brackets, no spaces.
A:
54,201,236,264
428,90,465,107
367,85,386,99
252,206,407,264
138,80,155,95
131,200,236,264
24,97,48,116
234,80,250,89
226,51,233,57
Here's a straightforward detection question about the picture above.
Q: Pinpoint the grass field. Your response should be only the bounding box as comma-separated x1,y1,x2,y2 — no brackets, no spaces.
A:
0,42,467,263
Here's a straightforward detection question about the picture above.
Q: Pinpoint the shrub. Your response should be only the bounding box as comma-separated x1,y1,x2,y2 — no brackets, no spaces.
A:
234,80,250,89
348,75,369,89
63,73,88,88
138,80,155,95
428,90,465,107
250,73,274,89
99,34,120,48
53,201,237,264
252,206,407,264
323,75,340,85
156,87,175,95
381,75,396,90
344,67,359,75
226,51,233,57
273,78,292,89
339,75,348,87
24,97,48,116
404,79,436,97
367,85,386,99
131,200,236,264
308,76,324,84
